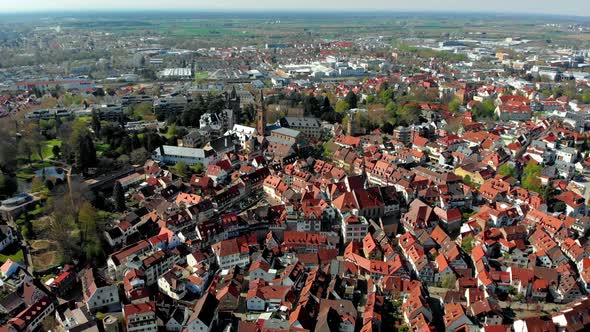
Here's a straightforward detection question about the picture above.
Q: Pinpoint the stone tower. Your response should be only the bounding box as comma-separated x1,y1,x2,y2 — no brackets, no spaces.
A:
257,92,266,136
225,86,241,124
347,115,356,136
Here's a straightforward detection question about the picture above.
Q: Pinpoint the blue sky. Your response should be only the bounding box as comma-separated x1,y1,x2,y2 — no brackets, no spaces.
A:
1,0,589,16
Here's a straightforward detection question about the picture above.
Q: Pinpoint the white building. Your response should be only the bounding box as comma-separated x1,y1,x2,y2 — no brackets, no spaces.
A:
158,267,187,300
211,238,250,270
158,68,193,80
341,215,369,244
278,117,322,139
124,302,157,332
225,124,257,149
152,145,218,167
81,268,120,312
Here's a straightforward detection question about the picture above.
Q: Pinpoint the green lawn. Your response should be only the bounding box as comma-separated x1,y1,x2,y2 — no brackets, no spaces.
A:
195,71,209,79
31,139,63,161
0,246,24,264
95,143,111,157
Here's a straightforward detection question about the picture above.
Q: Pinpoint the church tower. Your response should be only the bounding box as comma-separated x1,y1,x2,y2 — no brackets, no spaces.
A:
257,92,266,136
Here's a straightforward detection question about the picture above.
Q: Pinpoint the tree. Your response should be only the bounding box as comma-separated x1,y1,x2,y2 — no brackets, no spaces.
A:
321,96,332,112
48,213,80,263
382,122,395,134
191,162,204,174
91,111,101,136
18,139,33,164
498,163,516,177
463,175,476,187
131,102,155,121
345,91,358,109
582,91,590,104
378,88,394,104
441,274,457,289
385,101,397,115
0,128,18,172
473,99,496,119
174,161,188,177
0,171,17,199
52,145,61,159
76,134,96,172
30,176,48,194
335,100,350,114
461,235,475,253
303,95,321,117
78,201,103,260
130,148,150,165
182,99,206,127
448,98,462,113
522,162,543,192
113,181,126,212
167,124,177,138
397,104,420,126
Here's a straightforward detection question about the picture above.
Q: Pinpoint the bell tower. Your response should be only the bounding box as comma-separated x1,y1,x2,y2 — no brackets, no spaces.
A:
257,92,266,136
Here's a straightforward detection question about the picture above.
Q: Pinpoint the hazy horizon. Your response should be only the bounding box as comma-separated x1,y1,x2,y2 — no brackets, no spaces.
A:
1,0,590,17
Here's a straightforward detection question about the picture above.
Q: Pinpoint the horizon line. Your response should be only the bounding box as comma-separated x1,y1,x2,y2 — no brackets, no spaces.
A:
0,9,589,19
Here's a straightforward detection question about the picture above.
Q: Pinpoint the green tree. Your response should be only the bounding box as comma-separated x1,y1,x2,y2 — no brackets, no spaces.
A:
461,235,475,254
345,91,358,109
52,145,61,159
582,91,590,104
498,163,516,177
321,96,332,112
91,111,101,136
76,134,96,172
553,201,566,213
18,138,33,164
522,162,543,192
174,161,188,178
448,99,462,113
112,181,126,212
379,89,394,104
191,162,204,174
130,148,150,165
131,102,155,121
385,101,397,114
473,99,496,119
0,171,17,199
397,104,420,126
167,124,177,138
303,95,321,117
441,274,457,289
78,202,103,260
30,177,48,195
335,100,351,114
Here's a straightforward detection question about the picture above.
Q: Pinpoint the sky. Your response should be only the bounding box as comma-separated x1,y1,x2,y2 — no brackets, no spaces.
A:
1,0,589,17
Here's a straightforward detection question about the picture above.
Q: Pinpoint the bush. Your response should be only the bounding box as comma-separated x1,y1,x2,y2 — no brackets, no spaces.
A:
441,274,457,289
461,235,475,253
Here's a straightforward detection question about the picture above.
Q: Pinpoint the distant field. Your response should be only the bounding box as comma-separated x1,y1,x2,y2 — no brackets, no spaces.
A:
565,34,590,40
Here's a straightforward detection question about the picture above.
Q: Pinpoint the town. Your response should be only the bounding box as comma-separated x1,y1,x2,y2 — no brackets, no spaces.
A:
0,9,590,332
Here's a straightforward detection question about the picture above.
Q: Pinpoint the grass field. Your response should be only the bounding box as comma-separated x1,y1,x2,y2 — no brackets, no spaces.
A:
31,139,62,161
30,239,63,272
0,244,24,264
195,71,209,82
95,143,111,157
